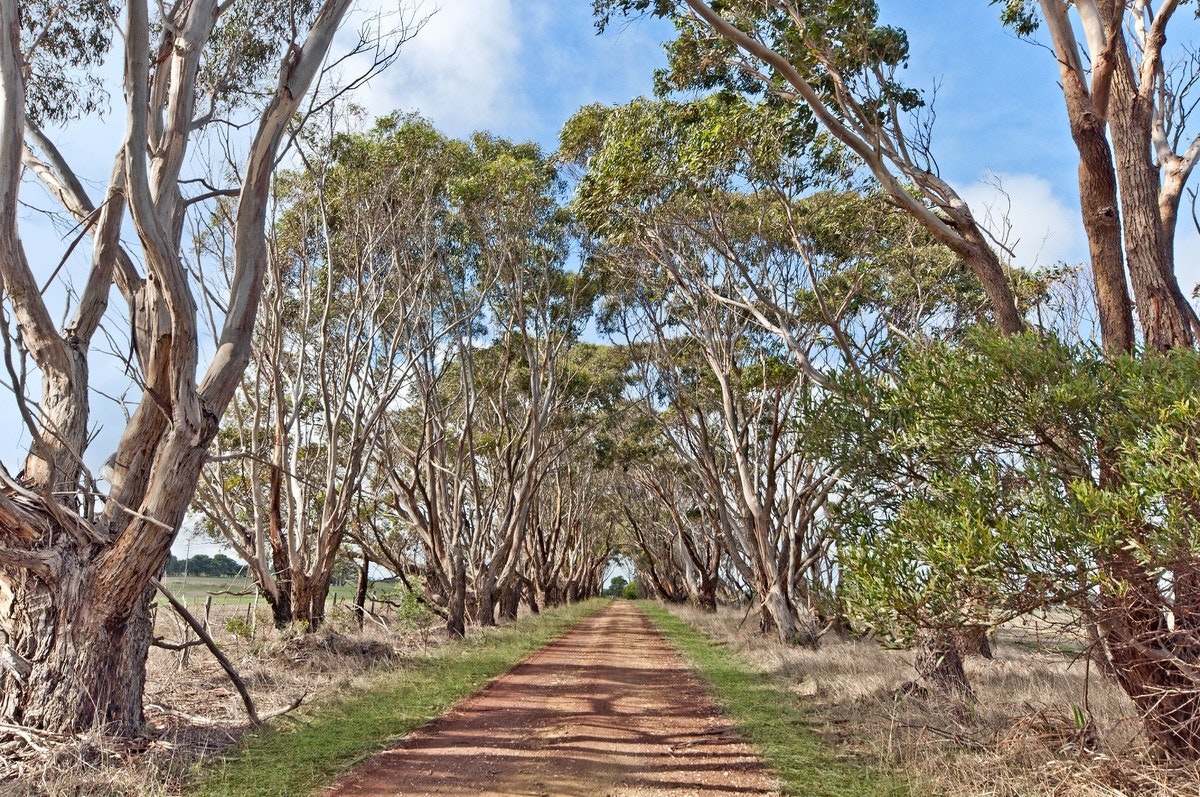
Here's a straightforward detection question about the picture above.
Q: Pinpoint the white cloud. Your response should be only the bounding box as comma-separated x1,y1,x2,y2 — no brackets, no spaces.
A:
345,0,525,135
960,172,1086,272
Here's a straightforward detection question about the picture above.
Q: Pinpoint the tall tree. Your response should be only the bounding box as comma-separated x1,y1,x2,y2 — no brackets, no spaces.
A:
0,0,393,735
592,0,1200,756
194,113,449,629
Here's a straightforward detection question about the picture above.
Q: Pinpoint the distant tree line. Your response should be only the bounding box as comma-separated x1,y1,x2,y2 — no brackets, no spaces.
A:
164,554,245,578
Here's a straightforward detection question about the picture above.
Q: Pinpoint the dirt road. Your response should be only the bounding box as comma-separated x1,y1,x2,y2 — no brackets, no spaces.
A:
326,601,780,797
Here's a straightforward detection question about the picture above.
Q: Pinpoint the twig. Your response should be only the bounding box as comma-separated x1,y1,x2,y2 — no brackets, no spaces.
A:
895,721,992,751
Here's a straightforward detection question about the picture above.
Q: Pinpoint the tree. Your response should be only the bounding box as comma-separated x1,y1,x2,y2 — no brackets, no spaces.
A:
568,96,877,644
604,575,629,597
194,113,453,630
363,128,607,634
0,0,395,735
596,0,1200,757
594,0,1024,336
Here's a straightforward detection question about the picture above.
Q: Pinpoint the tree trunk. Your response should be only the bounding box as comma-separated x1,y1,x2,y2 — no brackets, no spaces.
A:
498,578,520,622
446,548,467,639
763,584,818,648
1106,39,1194,351
698,574,718,612
521,575,539,615
958,625,993,660
1101,551,1200,758
292,569,334,631
266,457,294,629
475,573,497,627
1,559,156,735
353,553,370,630
913,630,974,700
264,588,293,630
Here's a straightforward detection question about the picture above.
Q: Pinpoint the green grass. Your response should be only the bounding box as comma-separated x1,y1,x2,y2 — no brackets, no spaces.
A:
186,599,607,797
640,602,914,797
159,576,361,607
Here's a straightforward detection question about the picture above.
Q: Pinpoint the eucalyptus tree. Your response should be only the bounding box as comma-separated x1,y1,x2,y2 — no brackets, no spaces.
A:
362,132,603,631
567,97,859,644
568,91,1000,665
194,114,452,629
614,442,725,610
464,271,600,624
593,0,1200,755
594,0,1023,336
0,0,392,735
520,343,629,612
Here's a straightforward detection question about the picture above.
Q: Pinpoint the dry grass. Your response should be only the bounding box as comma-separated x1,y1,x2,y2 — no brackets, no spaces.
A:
0,597,452,796
663,603,1200,797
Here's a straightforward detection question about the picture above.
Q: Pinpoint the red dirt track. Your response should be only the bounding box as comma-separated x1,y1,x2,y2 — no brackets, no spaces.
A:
326,602,780,797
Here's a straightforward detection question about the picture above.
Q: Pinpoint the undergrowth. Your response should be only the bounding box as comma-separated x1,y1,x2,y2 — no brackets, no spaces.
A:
187,599,606,797
640,601,913,797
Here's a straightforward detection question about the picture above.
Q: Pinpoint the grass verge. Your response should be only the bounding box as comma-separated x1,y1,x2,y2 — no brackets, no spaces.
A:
187,599,607,797
640,601,914,797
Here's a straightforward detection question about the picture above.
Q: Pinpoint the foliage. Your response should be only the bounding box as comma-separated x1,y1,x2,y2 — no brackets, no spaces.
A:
833,329,1200,645
604,576,629,597
19,0,117,124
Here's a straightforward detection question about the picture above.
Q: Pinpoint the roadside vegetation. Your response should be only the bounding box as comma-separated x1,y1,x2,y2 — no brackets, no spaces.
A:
186,599,604,797
642,602,911,797
657,602,1197,797
5,1,1200,795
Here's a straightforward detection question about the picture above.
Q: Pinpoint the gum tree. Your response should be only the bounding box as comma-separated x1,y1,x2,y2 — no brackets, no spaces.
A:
0,0,381,735
594,0,1200,755
194,114,453,630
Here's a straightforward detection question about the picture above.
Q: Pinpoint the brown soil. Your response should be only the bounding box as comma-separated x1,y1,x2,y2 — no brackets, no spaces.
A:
326,602,781,797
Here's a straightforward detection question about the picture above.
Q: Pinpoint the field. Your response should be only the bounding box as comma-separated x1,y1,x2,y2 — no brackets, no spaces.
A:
158,576,360,607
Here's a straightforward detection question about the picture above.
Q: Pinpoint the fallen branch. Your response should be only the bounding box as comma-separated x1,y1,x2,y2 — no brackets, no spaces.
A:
146,693,307,728
0,720,67,754
151,636,205,652
152,577,261,726
894,721,992,751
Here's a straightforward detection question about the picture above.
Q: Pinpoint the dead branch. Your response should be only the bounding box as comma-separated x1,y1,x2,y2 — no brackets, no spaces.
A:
150,636,205,652
151,578,261,726
145,692,306,728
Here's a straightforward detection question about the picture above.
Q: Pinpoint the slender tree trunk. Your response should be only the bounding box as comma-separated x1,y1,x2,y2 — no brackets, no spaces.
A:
265,459,294,629
353,553,370,630
1107,41,1194,350
475,573,497,627
446,548,466,639
1061,91,1136,353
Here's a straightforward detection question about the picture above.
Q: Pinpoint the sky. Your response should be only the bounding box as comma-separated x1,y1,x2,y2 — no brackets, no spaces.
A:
8,1,1200,558
347,0,1198,284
